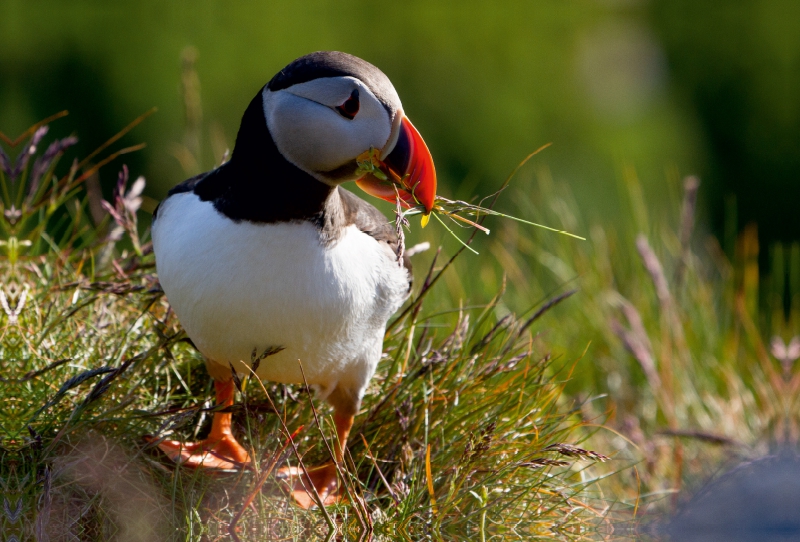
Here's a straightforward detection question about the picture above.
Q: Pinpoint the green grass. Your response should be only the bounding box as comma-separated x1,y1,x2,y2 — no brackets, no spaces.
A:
3,97,796,539
470,163,800,528
0,119,614,541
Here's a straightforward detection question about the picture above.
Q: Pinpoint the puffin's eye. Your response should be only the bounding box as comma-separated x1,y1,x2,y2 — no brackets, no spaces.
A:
335,89,360,120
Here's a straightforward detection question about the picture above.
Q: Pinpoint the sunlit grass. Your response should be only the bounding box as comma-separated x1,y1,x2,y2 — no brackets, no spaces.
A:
0,118,613,540
4,67,796,537
469,161,800,531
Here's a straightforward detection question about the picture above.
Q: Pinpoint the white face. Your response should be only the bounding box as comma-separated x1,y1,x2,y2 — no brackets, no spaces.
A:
262,76,401,184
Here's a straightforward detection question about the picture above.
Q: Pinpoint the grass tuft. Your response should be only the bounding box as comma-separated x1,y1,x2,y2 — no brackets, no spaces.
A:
0,117,609,540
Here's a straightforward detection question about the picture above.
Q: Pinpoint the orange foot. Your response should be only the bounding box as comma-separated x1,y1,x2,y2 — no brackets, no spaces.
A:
145,379,251,470
145,433,251,470
277,463,342,509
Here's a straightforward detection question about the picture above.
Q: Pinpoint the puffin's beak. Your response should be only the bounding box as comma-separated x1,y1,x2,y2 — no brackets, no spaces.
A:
356,115,437,214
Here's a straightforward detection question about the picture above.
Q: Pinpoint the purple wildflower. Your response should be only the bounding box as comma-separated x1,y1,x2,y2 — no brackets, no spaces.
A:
101,166,146,229
101,166,144,255
114,165,129,201
101,166,130,226
11,126,49,181
0,146,11,176
28,135,78,197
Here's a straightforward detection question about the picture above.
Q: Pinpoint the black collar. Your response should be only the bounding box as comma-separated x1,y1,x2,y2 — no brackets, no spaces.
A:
177,90,335,226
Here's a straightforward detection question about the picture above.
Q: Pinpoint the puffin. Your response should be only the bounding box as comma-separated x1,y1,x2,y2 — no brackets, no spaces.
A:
150,51,437,508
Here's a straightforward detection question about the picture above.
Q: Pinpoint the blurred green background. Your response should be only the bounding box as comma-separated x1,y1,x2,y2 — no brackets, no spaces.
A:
1,0,798,253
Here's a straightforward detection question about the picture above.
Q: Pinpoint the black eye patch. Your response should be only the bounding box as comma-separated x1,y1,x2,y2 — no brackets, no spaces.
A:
335,89,360,120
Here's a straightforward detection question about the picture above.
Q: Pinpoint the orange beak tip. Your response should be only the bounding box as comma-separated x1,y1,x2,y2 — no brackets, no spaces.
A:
354,115,438,219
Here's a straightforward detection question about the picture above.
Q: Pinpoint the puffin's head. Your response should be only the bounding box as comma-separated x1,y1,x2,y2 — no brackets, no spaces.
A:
257,51,437,213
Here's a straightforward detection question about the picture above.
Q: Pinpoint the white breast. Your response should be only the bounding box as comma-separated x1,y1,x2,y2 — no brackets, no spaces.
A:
152,192,409,396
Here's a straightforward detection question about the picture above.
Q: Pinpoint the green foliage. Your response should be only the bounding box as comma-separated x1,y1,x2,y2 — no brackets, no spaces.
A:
458,161,800,523
0,0,701,232
3,54,796,535
0,120,609,540
651,0,800,242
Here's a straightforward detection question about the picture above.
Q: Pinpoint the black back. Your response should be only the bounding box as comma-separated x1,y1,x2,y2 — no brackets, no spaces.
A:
166,91,332,224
